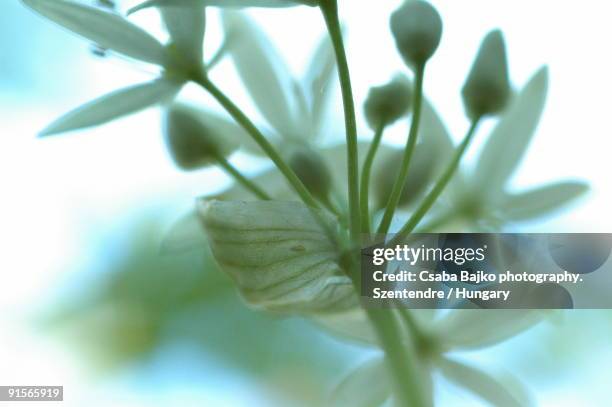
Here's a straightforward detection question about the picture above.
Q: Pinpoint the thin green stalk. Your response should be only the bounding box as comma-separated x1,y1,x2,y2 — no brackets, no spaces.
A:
320,1,360,246
377,64,426,236
193,73,319,209
392,118,482,244
360,123,386,234
215,155,271,200
365,307,428,407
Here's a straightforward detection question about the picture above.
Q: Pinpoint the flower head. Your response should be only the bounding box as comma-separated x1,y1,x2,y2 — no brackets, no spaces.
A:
21,0,207,135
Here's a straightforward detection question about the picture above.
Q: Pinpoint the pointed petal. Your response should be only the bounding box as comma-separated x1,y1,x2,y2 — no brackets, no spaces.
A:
433,309,546,350
473,67,549,198
129,0,315,14
222,11,298,137
160,5,205,64
501,181,589,221
439,358,533,407
23,0,167,65
41,79,181,136
330,357,390,407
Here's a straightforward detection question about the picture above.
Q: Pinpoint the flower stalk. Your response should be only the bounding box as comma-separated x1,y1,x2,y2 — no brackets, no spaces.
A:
393,117,482,244
320,0,361,247
377,63,425,235
192,71,319,209
360,123,385,235
214,154,271,200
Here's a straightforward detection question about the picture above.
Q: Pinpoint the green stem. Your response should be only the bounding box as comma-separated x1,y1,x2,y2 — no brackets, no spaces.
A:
360,123,385,235
193,73,319,209
393,118,482,244
364,307,428,407
215,155,271,200
320,1,360,247
377,64,426,236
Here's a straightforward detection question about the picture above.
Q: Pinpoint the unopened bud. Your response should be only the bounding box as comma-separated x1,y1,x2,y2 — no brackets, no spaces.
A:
390,0,443,68
364,75,412,130
163,103,238,170
462,30,511,119
288,147,332,201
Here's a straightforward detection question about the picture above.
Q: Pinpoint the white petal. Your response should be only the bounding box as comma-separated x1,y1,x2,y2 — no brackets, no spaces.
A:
473,67,549,199
438,358,533,407
130,0,314,14
501,181,589,221
222,11,299,138
41,79,181,136
433,309,546,350
330,357,390,407
23,0,167,65
199,200,357,314
160,5,205,64
305,32,338,138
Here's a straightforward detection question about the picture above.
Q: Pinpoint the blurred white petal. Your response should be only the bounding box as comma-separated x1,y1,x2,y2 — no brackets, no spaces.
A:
501,181,589,221
433,309,546,350
438,358,533,407
222,11,299,138
160,5,205,65
130,0,316,14
41,79,181,136
473,67,549,199
23,0,167,65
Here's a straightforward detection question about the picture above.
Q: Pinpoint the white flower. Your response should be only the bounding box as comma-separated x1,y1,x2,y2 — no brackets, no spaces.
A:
22,0,206,135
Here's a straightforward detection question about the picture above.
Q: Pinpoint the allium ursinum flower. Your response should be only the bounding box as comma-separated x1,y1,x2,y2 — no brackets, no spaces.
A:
128,0,318,14
390,0,443,68
462,30,511,120
22,0,205,136
425,67,589,233
364,75,412,130
318,308,542,406
163,104,239,170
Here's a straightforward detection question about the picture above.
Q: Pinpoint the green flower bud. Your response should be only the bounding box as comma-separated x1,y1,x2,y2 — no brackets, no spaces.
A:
375,144,435,208
163,103,238,170
390,0,443,68
461,30,511,119
364,75,412,130
288,147,332,201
